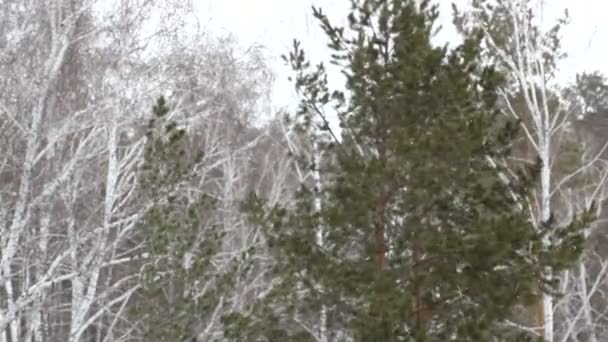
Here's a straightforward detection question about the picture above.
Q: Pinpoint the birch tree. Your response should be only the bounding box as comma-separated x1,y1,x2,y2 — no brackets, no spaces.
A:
0,0,225,340
552,72,608,342
454,1,608,340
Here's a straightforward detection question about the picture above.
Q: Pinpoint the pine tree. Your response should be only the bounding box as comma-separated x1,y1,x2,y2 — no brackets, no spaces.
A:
224,1,590,341
133,97,234,341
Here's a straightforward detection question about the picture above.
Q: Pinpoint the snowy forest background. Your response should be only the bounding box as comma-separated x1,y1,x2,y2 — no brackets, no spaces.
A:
2,0,608,341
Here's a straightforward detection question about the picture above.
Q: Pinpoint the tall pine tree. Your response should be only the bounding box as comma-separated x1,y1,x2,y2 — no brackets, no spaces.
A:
225,0,589,340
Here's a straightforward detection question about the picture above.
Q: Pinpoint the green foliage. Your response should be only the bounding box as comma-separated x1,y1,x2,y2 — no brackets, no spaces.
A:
227,1,588,341
133,97,233,341
569,71,608,118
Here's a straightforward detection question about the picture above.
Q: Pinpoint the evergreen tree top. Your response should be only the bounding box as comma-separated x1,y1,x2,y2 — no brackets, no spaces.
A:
225,1,589,340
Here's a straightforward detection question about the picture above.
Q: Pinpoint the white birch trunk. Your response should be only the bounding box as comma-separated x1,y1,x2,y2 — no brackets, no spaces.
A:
313,140,328,342
0,0,272,339
466,1,605,340
540,134,554,341
578,262,598,342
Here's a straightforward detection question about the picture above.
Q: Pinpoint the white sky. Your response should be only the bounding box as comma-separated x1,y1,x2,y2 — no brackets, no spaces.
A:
195,0,607,115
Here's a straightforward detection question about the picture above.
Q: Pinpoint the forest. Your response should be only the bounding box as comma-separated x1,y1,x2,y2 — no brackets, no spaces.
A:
1,0,608,341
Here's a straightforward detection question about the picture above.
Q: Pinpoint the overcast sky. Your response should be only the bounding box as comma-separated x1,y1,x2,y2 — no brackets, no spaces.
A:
195,0,606,115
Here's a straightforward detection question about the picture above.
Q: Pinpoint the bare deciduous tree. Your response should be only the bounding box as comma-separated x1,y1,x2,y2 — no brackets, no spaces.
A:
0,0,280,340
456,1,608,341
